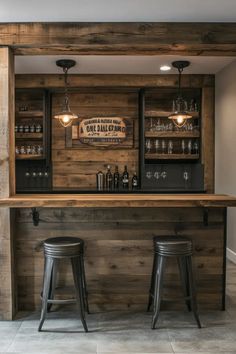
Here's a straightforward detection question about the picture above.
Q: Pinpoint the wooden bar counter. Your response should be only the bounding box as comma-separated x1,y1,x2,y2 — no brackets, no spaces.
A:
1,193,236,319
1,193,236,208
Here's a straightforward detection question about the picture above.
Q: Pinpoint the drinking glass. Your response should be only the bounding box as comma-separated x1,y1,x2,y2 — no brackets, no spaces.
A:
155,139,160,153
161,140,166,154
181,139,185,154
188,140,192,154
154,171,160,180
193,141,199,154
168,140,173,154
145,139,152,153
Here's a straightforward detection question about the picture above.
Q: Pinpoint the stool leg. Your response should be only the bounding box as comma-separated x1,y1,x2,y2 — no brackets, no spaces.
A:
38,256,54,331
152,255,165,329
186,256,201,328
47,259,58,312
147,253,158,312
71,257,88,332
177,257,191,312
80,255,90,314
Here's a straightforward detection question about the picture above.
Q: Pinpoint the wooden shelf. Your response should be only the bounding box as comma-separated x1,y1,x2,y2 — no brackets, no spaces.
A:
16,154,44,160
16,110,43,118
145,153,200,160
16,133,43,139
145,110,199,118
145,131,200,138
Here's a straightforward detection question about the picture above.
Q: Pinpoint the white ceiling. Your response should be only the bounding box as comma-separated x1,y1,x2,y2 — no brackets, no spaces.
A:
1,0,236,22
15,55,235,74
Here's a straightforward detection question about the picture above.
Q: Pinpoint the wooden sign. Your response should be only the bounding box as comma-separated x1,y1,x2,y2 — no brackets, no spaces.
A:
67,116,134,149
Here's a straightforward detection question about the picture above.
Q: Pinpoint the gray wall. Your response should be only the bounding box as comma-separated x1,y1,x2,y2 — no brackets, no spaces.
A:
215,59,236,259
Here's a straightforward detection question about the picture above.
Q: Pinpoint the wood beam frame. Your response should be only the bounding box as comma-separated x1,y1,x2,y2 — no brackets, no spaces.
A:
1,22,236,56
0,47,16,320
15,74,214,89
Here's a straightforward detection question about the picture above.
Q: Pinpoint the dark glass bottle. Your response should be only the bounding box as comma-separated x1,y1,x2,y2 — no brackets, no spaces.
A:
113,165,120,190
122,165,129,189
106,165,113,191
132,172,138,190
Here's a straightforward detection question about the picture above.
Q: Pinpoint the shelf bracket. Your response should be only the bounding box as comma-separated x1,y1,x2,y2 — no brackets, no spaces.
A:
203,208,209,226
31,208,40,226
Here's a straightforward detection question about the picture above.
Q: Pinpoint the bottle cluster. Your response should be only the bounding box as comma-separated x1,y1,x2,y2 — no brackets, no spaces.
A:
96,165,138,191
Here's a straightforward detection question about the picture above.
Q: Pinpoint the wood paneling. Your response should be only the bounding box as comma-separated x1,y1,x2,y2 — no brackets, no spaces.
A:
15,74,214,89
15,207,226,311
202,87,215,193
2,23,236,55
0,47,16,320
52,91,139,190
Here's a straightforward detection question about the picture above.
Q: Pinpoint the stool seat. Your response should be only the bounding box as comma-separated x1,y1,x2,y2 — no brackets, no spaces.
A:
44,237,84,258
153,236,192,256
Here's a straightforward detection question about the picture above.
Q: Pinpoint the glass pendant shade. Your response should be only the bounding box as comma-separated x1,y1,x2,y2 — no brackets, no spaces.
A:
53,59,78,128
168,61,192,128
54,97,78,127
168,97,192,128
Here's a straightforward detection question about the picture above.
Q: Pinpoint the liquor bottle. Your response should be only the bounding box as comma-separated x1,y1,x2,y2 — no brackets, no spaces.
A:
132,172,138,190
122,165,129,189
96,171,104,191
106,165,113,191
113,165,120,190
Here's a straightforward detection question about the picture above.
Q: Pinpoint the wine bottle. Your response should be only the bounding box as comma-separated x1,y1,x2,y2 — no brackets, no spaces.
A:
122,165,129,189
106,165,113,191
132,172,138,190
113,165,120,190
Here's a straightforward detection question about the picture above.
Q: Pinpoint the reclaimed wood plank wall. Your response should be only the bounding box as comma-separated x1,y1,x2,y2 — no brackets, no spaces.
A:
15,207,225,311
52,90,139,189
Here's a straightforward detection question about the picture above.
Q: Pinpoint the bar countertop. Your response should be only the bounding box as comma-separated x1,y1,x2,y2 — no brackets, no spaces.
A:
0,193,236,208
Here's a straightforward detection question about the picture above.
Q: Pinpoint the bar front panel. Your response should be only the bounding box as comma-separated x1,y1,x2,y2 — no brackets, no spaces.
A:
15,207,225,311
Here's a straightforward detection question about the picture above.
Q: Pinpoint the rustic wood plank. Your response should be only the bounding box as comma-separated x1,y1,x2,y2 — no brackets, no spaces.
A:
202,87,215,193
0,194,236,208
13,207,226,311
0,47,16,320
15,74,215,89
2,23,236,55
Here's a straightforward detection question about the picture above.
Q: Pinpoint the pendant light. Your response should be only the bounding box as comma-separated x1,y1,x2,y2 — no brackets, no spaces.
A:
168,61,192,128
54,59,78,127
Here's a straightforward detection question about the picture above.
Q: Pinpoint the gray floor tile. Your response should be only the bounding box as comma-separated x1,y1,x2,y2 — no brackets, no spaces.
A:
7,327,97,353
0,327,19,352
97,329,173,353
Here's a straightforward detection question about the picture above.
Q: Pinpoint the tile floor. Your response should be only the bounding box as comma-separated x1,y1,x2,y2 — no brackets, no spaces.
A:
0,261,236,353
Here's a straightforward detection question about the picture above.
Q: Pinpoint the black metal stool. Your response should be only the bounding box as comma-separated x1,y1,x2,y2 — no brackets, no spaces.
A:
147,236,201,329
38,237,89,332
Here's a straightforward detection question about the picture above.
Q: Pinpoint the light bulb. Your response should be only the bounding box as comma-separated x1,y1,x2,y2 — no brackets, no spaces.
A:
62,115,71,123
176,115,184,125
160,65,171,71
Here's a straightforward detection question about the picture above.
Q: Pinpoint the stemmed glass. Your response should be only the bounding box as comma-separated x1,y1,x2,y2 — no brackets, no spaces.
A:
168,140,173,154
188,140,192,155
181,140,185,154
161,140,166,154
155,139,160,153
145,139,152,153
193,141,199,155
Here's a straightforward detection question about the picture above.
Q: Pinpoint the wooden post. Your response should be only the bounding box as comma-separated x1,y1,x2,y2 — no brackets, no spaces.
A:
0,47,16,319
201,86,215,193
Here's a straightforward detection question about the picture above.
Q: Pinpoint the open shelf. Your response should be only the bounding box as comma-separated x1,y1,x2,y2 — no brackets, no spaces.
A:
16,154,44,160
145,153,200,160
145,110,199,118
16,110,43,118
145,131,200,138
16,133,43,140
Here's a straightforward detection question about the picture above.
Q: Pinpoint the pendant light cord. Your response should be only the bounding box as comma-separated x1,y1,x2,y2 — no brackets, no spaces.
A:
178,67,183,100
63,67,69,109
